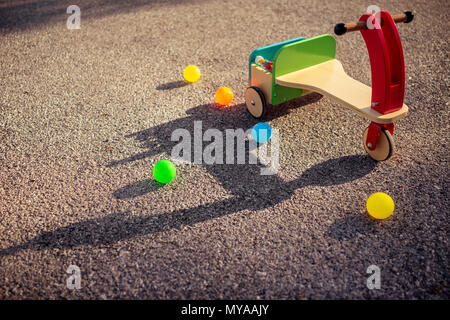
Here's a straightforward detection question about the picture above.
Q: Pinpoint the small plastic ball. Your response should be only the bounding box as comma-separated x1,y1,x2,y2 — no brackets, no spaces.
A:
215,87,233,106
183,65,201,83
153,160,176,184
366,192,395,219
251,122,272,144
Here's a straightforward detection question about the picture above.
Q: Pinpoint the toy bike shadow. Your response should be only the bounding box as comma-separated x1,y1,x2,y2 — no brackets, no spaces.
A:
1,94,378,255
107,93,323,168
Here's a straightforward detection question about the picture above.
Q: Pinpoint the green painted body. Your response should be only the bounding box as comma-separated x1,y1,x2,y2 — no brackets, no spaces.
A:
249,34,337,106
272,34,336,105
248,36,305,82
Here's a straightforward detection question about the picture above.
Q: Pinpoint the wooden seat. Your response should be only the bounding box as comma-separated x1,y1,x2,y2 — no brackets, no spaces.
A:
275,59,408,124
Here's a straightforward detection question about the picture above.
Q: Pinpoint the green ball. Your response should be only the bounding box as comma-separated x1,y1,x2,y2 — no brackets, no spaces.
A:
153,160,176,184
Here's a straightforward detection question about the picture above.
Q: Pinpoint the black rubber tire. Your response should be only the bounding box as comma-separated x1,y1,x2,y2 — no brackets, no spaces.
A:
363,127,395,161
245,86,267,119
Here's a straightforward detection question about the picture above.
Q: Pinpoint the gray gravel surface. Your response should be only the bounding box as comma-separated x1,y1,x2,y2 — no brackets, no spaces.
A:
0,0,448,299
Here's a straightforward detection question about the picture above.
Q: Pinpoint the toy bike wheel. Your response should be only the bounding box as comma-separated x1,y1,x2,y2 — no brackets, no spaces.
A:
245,86,266,119
363,127,395,161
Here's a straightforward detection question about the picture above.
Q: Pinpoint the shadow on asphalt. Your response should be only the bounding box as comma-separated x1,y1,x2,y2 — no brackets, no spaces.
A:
156,80,188,91
0,0,197,33
0,155,377,256
0,93,378,255
326,213,377,240
113,179,165,199
107,93,323,168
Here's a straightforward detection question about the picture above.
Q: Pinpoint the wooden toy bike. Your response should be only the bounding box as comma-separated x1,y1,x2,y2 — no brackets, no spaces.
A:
244,11,414,161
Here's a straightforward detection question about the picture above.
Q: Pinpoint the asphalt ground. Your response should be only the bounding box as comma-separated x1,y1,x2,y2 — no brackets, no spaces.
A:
0,0,449,299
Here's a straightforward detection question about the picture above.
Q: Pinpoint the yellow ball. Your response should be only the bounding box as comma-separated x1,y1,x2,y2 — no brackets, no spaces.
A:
366,192,395,219
183,65,201,83
215,87,233,106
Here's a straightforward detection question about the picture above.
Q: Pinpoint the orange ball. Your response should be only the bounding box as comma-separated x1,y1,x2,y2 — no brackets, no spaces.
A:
215,87,233,106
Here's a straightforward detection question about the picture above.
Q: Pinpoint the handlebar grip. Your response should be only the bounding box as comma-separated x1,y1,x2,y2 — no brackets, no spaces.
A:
334,11,414,35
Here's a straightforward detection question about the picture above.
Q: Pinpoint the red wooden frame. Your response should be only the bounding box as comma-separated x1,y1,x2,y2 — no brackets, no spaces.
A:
365,121,394,151
359,11,405,115
359,11,405,150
